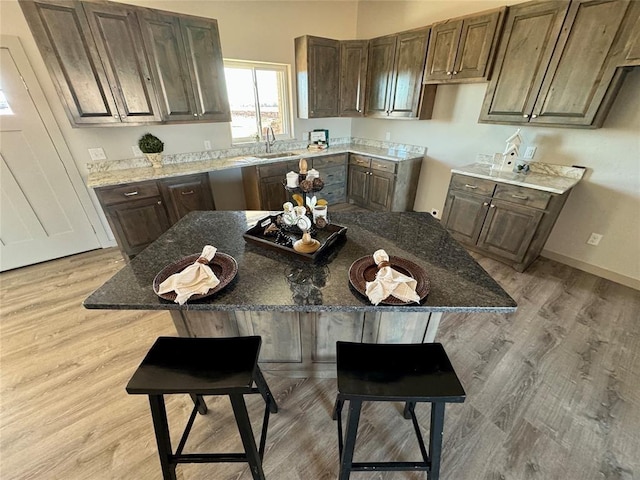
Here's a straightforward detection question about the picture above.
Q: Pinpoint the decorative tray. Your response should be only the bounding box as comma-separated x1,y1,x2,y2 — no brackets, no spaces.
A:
348,255,431,305
243,214,347,262
153,252,238,302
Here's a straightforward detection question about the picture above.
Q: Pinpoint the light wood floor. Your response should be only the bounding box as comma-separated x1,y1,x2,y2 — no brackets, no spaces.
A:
1,246,639,480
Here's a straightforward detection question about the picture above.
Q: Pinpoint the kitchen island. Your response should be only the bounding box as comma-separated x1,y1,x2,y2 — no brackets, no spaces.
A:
84,211,516,376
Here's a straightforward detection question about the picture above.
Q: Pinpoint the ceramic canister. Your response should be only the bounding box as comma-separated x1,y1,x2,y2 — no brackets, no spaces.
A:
306,168,319,181
286,171,299,188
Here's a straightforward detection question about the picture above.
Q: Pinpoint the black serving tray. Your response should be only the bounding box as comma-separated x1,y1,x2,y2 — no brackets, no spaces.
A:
243,214,347,262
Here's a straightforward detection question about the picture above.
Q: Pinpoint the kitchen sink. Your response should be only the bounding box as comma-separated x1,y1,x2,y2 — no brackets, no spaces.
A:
254,151,299,159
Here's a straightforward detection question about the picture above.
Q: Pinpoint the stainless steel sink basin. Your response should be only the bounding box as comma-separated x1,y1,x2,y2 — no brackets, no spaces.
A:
254,152,299,159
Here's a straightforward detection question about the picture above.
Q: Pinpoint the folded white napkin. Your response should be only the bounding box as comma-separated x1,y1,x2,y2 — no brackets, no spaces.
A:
158,245,220,305
365,249,421,305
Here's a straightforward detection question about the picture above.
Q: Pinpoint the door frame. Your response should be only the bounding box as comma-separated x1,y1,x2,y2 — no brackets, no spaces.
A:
0,35,109,247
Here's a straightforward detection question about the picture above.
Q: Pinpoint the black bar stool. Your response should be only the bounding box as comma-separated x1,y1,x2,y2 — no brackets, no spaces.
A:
126,336,278,480
332,342,465,480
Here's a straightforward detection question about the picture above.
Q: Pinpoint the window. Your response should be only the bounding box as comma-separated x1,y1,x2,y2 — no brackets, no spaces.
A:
224,60,292,143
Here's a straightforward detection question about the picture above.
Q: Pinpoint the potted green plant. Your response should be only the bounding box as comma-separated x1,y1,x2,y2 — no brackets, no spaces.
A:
138,133,164,168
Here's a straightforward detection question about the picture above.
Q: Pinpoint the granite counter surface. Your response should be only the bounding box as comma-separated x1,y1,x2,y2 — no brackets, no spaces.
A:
452,162,585,194
84,211,516,314
87,142,425,189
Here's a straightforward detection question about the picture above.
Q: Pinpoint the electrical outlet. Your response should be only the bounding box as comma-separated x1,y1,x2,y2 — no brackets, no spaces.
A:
385,132,391,141
587,233,603,246
430,209,440,218
88,147,106,161
131,146,143,157
523,146,537,159
204,140,212,150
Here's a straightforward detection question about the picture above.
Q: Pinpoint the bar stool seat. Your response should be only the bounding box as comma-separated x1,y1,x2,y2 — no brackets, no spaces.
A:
332,342,465,480
126,336,278,480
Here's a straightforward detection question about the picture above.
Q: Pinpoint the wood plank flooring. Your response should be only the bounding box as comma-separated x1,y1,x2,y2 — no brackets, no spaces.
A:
1,244,639,480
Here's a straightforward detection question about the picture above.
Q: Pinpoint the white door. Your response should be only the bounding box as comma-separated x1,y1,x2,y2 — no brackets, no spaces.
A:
0,44,100,271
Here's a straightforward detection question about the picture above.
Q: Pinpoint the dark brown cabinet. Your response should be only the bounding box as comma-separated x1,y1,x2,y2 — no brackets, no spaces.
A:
19,0,160,125
294,36,340,119
365,28,431,118
20,0,229,126
95,173,214,258
347,154,422,211
423,8,504,83
242,160,300,211
311,154,348,204
138,9,230,122
441,173,570,272
479,0,633,128
339,41,368,117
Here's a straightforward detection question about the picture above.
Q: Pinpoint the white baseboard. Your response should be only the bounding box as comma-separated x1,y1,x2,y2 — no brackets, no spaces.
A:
541,250,640,291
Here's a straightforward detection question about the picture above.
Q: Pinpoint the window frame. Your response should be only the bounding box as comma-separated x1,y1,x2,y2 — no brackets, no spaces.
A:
223,59,293,144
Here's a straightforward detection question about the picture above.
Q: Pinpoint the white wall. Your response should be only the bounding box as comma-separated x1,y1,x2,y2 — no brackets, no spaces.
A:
2,0,638,286
353,0,640,288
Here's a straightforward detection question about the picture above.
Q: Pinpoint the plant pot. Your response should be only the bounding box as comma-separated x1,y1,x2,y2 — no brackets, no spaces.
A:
145,152,163,168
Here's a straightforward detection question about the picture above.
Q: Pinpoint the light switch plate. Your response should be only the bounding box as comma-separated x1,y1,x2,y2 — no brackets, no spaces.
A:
204,140,212,150
88,147,106,161
523,146,537,159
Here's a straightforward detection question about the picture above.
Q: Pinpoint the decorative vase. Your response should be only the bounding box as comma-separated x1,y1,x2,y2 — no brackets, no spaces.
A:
145,152,163,168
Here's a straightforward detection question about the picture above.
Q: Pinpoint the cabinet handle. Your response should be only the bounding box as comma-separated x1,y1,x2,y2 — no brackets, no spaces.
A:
181,190,195,195
113,114,119,119
193,113,198,117
523,114,529,118
464,184,478,189
157,201,161,205
511,194,528,200
490,204,496,208
453,71,458,75
483,202,489,206
123,191,139,197
446,71,452,75
531,114,538,119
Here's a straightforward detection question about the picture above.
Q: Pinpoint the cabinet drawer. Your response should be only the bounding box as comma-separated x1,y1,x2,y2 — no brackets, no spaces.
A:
349,154,371,168
450,174,496,196
369,158,396,174
312,153,347,168
257,162,289,178
322,185,346,204
96,181,160,206
494,184,551,210
322,165,347,186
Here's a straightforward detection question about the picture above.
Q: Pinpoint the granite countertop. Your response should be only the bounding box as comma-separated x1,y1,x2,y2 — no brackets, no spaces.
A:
451,162,585,194
87,139,425,189
84,211,516,313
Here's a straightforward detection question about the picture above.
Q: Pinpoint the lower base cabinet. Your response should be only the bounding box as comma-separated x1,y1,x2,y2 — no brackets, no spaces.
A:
441,173,569,272
95,173,214,259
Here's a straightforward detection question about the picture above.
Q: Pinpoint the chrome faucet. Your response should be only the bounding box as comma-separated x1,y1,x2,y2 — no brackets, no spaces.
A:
265,126,276,153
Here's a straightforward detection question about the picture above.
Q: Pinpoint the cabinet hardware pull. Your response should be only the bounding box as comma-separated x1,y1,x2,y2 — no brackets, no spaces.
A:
157,201,161,205
113,114,119,119
123,191,139,196
523,114,529,118
181,190,195,195
446,71,452,75
483,202,489,206
511,194,528,199
453,71,458,75
531,114,538,118
490,204,496,208
464,184,477,189
193,113,198,117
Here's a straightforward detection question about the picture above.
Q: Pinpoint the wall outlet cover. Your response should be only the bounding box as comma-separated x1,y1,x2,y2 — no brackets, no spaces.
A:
88,147,106,161
204,140,212,150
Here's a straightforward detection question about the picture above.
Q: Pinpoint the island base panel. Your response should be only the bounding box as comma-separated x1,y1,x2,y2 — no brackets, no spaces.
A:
170,310,443,378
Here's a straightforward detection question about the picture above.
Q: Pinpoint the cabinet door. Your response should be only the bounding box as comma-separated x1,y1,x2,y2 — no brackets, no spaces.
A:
138,9,198,121
180,16,230,122
367,170,395,211
479,1,569,124
441,190,491,245
477,200,544,263
454,10,503,81
309,37,340,118
424,20,462,82
530,0,631,127
347,165,369,207
388,28,430,118
104,197,170,257
260,176,288,211
365,35,396,117
339,40,368,117
158,174,215,225
19,0,120,125
82,2,161,123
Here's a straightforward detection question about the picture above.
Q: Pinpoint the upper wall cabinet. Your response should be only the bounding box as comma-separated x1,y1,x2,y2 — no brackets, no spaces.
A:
20,0,161,125
137,9,230,123
479,0,634,128
19,0,229,126
365,27,431,119
295,36,340,118
423,8,505,83
339,40,368,117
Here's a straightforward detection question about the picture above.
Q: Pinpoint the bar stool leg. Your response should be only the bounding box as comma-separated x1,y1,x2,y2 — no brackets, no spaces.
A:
338,399,362,480
148,395,177,480
403,401,416,419
189,393,208,415
429,402,446,480
230,393,266,480
253,366,278,413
